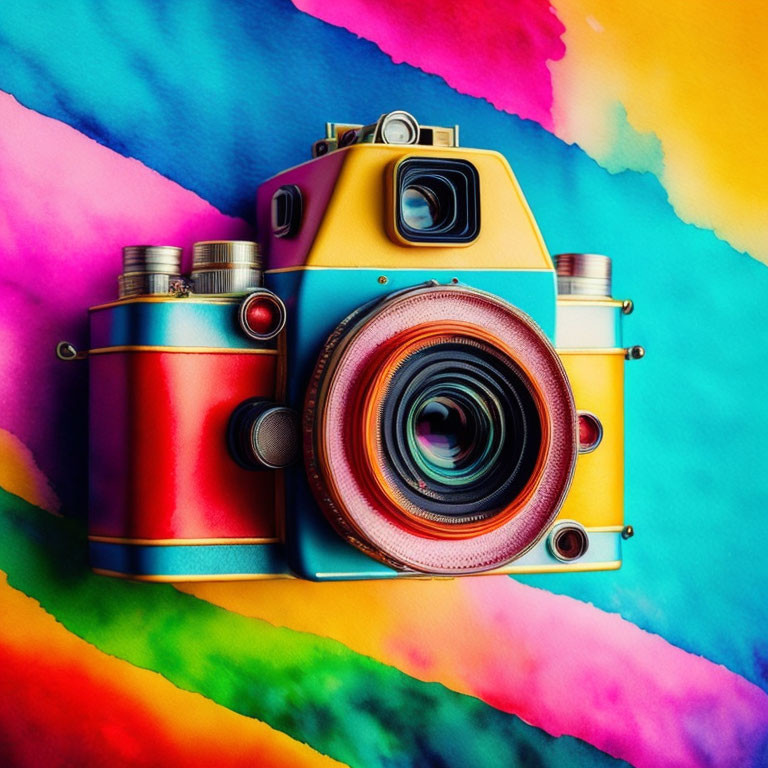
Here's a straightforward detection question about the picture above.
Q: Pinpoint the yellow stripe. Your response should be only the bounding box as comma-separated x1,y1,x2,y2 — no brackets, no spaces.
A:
490,560,622,575
585,525,625,533
88,345,278,355
314,560,622,579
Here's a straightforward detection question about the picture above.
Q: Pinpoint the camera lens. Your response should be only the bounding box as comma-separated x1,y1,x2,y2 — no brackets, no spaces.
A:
401,185,438,230
395,158,479,243
412,393,479,471
381,344,539,519
401,182,454,231
304,284,578,574
408,383,498,486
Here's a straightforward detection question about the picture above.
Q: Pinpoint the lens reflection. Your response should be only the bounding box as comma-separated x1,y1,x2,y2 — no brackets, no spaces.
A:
402,186,439,231
414,396,473,469
406,381,501,488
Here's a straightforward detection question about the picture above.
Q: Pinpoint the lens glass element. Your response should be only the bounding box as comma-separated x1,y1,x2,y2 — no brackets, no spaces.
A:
401,186,440,231
409,385,498,487
380,342,541,520
414,395,473,468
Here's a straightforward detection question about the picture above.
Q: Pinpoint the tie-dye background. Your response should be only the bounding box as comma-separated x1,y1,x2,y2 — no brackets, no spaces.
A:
1,1,767,766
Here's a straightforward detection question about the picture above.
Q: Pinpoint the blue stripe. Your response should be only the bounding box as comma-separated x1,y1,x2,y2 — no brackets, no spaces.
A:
89,299,272,350
89,541,291,578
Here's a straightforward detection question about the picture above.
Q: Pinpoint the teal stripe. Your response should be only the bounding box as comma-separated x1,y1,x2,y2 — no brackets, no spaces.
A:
89,540,290,578
89,299,271,350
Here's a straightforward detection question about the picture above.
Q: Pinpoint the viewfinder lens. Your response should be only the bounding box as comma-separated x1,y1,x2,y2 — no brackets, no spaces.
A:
395,158,479,244
402,186,440,231
383,118,412,144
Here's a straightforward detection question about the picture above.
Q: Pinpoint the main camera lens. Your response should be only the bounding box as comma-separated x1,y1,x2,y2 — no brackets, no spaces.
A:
381,343,541,520
408,384,498,487
304,284,579,574
414,395,473,468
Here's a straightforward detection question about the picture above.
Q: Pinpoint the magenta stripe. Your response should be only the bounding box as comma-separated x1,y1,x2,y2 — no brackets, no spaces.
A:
429,578,768,766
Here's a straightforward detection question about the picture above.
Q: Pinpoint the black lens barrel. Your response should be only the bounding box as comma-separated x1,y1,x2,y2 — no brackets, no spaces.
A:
380,343,541,522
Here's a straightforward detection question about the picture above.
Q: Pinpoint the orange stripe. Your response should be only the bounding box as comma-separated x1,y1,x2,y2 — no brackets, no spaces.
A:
0,572,345,768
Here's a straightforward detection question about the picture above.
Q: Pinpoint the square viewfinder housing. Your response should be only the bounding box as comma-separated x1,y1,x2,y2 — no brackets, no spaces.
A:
394,157,480,245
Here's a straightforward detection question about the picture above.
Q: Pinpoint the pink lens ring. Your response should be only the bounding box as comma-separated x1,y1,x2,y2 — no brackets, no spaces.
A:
305,285,578,574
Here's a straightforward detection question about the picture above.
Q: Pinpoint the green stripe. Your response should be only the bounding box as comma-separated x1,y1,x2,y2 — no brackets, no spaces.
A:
0,488,626,768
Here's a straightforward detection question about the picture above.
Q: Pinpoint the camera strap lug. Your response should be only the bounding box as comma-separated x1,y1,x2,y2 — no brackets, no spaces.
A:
56,341,88,361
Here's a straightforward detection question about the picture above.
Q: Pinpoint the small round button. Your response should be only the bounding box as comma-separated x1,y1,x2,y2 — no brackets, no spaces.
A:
239,290,287,341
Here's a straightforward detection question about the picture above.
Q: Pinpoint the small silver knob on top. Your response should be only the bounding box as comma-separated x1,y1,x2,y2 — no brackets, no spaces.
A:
118,245,183,298
191,241,262,295
554,253,612,297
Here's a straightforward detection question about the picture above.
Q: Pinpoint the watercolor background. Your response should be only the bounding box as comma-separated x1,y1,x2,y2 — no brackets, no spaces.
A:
1,1,767,766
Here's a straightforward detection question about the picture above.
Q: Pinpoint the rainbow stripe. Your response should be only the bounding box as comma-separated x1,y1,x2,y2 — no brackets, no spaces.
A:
1,1,767,765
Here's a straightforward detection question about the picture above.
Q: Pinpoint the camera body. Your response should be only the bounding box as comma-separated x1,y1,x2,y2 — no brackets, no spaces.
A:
84,112,638,581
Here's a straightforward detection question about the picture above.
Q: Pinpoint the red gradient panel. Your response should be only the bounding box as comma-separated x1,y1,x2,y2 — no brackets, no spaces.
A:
89,351,279,540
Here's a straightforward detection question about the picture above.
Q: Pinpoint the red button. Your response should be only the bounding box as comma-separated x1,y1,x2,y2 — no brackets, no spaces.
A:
578,413,602,451
245,298,279,336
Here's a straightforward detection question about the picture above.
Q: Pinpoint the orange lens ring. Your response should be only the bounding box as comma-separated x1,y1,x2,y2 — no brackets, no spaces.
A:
355,322,552,539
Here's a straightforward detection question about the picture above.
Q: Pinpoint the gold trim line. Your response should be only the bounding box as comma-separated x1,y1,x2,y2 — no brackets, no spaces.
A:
90,535,280,546
556,348,626,356
557,297,624,308
90,296,245,311
488,560,622,575
314,561,622,579
92,568,295,582
585,525,624,533
264,266,555,274
89,345,279,355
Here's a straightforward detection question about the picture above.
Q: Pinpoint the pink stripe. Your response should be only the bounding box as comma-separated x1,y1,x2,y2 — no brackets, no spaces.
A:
0,91,251,507
291,0,565,129
384,577,768,766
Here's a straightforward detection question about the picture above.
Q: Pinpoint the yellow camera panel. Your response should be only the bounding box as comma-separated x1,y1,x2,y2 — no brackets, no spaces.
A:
304,143,553,270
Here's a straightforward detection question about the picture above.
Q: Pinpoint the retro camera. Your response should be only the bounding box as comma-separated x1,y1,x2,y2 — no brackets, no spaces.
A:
73,111,642,581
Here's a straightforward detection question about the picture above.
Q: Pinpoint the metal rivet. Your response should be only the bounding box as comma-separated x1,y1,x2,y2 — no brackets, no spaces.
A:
622,299,634,315
622,525,634,540
377,275,388,284
451,277,459,284
624,345,645,360
56,341,78,361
